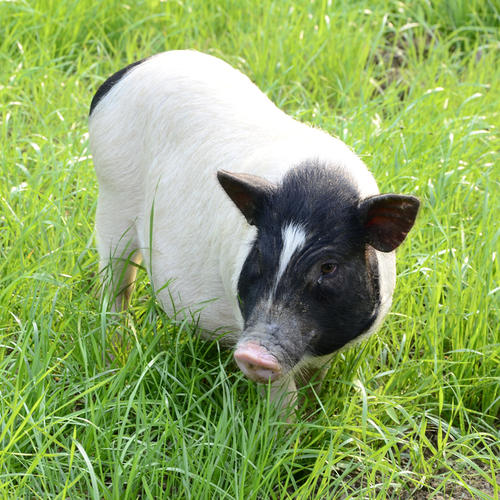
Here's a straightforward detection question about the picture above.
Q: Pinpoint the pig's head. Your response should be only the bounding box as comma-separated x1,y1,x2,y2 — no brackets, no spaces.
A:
217,164,419,383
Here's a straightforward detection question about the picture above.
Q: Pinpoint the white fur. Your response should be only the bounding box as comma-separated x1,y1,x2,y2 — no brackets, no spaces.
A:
89,50,394,343
273,223,307,295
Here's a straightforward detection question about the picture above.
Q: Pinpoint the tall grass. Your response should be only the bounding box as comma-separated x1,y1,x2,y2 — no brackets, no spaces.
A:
0,0,498,498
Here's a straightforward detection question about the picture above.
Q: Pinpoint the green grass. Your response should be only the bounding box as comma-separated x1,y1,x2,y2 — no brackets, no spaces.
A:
1,0,499,498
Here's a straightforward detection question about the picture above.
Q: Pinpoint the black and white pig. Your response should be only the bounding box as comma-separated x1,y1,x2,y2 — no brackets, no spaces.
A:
89,50,419,409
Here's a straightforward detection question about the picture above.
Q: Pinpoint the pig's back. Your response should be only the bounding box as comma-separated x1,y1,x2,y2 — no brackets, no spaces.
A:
89,50,297,332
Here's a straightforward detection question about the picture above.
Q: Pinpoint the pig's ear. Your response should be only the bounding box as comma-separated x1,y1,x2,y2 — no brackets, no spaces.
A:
358,194,420,252
217,170,273,225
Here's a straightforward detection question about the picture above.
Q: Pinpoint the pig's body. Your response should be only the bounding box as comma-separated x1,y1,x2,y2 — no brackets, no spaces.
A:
89,50,419,408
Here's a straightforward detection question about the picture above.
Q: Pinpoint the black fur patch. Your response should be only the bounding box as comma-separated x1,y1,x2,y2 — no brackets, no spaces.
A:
237,162,381,364
89,58,147,116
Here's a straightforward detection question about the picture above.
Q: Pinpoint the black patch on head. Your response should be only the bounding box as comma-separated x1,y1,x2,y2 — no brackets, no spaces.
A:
237,162,381,364
89,58,148,116
305,244,381,356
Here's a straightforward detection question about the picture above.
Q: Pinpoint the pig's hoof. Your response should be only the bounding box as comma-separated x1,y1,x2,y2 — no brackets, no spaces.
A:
234,342,281,383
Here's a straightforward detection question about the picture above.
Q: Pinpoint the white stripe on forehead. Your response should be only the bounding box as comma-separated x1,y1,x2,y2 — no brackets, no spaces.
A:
275,223,307,289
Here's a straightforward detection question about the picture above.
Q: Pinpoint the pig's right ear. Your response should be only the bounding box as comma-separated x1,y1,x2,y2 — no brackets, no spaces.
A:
217,170,273,225
358,193,420,252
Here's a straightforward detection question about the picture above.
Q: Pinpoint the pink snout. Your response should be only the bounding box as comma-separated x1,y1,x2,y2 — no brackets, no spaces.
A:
234,342,282,383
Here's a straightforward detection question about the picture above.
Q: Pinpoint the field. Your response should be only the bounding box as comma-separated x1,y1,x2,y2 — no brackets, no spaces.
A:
0,0,499,498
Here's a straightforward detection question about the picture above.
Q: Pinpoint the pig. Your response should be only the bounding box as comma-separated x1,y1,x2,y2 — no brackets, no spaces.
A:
89,50,419,411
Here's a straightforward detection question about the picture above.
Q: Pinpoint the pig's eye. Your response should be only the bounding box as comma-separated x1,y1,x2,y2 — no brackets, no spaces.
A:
320,262,337,275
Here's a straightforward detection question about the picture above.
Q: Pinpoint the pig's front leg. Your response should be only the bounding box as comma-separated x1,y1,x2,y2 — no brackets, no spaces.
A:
297,362,330,394
265,374,298,421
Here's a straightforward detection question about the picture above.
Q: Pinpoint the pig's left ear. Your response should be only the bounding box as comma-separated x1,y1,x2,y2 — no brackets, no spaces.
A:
217,170,273,225
358,194,420,252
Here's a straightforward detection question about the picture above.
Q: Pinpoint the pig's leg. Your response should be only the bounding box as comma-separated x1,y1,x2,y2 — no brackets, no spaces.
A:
266,374,298,421
295,364,329,402
96,192,142,312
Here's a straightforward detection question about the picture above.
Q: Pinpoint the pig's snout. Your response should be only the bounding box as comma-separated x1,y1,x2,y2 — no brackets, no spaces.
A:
234,342,282,383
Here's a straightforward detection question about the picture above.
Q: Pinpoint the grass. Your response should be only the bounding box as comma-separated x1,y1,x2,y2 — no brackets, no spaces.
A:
0,0,499,498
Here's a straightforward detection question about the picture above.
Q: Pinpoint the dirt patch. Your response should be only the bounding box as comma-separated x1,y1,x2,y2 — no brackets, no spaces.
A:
370,23,435,101
325,460,499,499
405,468,499,499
